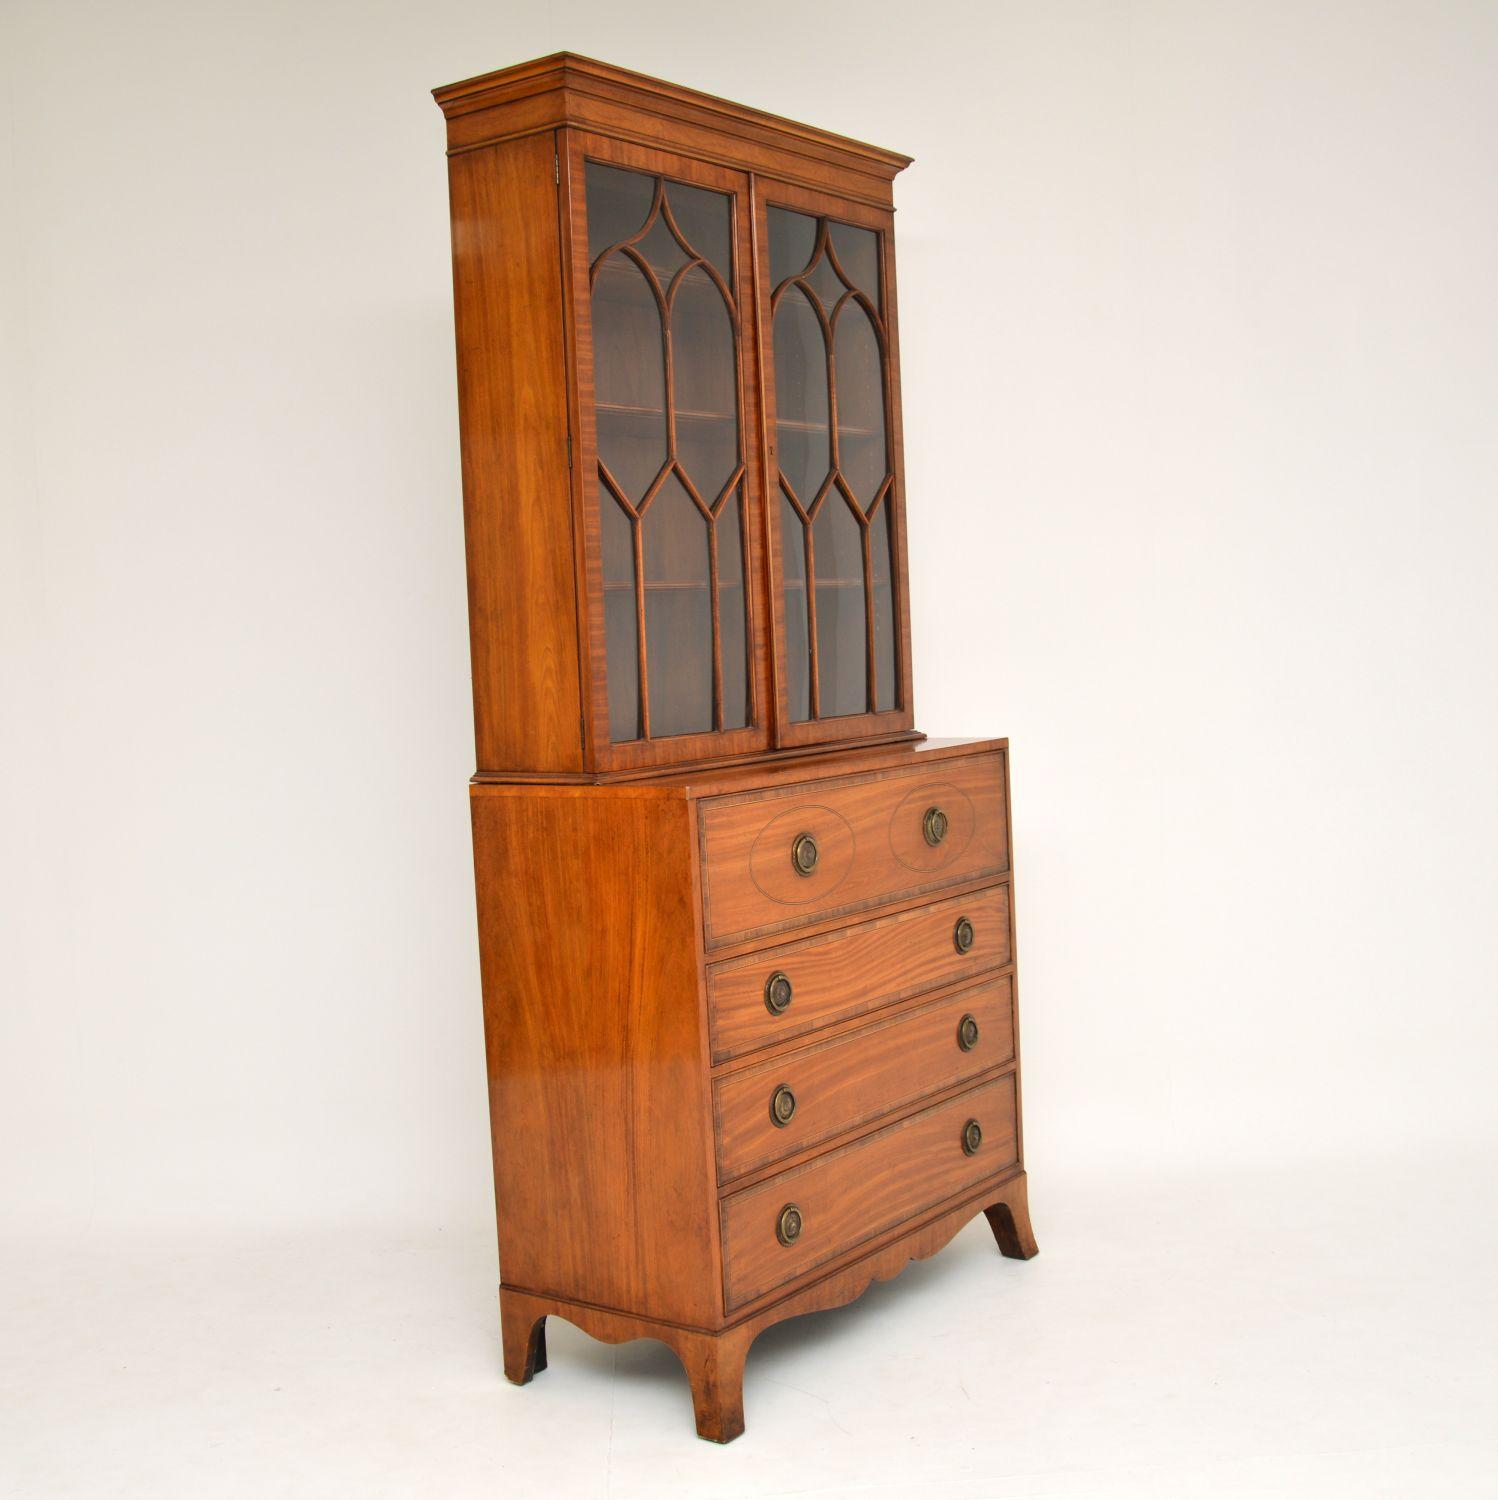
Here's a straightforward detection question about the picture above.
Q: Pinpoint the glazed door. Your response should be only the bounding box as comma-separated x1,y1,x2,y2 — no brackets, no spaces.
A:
754,180,914,748
565,133,772,772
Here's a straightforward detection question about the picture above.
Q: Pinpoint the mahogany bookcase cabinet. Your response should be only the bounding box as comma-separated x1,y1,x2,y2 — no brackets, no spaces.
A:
433,53,1037,1443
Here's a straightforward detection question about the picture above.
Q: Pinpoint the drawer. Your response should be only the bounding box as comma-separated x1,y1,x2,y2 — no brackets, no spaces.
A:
697,752,1009,948
707,884,1010,1063
719,1073,1018,1310
713,974,1014,1183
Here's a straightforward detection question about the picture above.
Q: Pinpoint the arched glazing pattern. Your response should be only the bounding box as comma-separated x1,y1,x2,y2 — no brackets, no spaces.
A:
768,207,898,722
586,162,751,743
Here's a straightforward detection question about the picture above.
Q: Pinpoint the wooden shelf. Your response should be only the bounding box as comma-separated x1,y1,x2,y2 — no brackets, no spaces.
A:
600,579,885,593
776,417,877,436
593,403,875,439
604,579,745,593
598,401,737,425
780,578,893,590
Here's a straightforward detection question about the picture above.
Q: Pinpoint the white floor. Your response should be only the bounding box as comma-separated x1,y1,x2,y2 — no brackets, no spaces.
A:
4,1158,1495,1499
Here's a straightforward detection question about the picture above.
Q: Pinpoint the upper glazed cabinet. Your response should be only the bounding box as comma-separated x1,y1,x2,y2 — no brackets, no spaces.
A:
436,56,916,777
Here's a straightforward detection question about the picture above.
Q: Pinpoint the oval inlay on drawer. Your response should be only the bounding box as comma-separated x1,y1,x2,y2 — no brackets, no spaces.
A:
698,751,1010,948
746,804,855,907
888,781,976,873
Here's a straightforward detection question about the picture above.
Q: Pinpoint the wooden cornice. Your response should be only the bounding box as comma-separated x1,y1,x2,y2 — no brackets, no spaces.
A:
433,52,911,207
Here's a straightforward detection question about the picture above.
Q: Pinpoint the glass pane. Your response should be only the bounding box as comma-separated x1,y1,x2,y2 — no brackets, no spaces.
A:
666,180,733,286
766,207,901,728
803,245,847,314
643,474,712,738
780,492,811,722
872,504,897,713
601,482,640,741
671,266,738,501
593,252,667,506
768,206,816,287
829,221,880,306
592,256,665,417
772,286,829,507
812,497,867,718
586,163,654,260
634,209,691,282
597,410,667,502
834,300,888,508
718,490,748,731
587,161,751,747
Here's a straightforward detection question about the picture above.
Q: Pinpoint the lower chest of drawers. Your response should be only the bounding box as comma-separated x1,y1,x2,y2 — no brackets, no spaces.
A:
470,739,1034,1443
698,747,1025,1313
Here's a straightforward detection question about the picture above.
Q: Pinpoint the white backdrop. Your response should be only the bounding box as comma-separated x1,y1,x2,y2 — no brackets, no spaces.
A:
5,0,1498,1240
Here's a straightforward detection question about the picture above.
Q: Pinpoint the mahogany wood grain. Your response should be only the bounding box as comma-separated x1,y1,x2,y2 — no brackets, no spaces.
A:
500,1289,548,1383
751,175,916,749
561,131,774,773
707,883,1011,1063
673,734,1003,799
713,975,1014,1182
470,786,720,1326
985,1171,1040,1259
498,1171,1035,1442
439,61,1040,1442
719,1073,1018,1309
445,133,584,773
499,1286,754,1442
722,1166,1036,1325
698,750,1010,947
438,61,925,778
1001,742,1032,1173
434,54,910,209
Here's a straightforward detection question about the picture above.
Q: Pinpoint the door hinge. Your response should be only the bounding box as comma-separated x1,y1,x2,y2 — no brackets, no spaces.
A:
554,152,560,184
566,431,573,468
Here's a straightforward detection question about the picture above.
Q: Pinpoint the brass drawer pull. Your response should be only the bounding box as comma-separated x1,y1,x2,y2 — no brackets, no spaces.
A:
953,916,975,954
776,1203,804,1246
962,1119,983,1156
923,805,949,846
763,971,793,1015
769,1084,797,1127
790,831,819,877
957,1013,980,1051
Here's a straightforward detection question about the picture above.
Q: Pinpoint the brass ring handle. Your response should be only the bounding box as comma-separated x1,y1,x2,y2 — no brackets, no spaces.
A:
776,1203,804,1246
923,805,949,846
764,970,794,1015
957,1013,980,1051
962,1119,983,1156
769,1084,797,1128
791,831,819,877
953,916,975,954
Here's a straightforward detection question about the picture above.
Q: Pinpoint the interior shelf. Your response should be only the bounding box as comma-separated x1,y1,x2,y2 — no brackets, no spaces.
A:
592,402,875,439
598,401,737,424
600,577,891,596
604,579,745,593
776,416,876,436
781,578,890,590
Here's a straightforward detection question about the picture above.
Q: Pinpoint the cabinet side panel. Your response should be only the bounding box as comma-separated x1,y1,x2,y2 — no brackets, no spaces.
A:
471,788,720,1327
447,135,584,772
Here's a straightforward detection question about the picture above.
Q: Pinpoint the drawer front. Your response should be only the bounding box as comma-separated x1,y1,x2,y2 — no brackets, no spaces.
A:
714,975,1014,1183
707,884,1010,1063
719,1073,1018,1310
697,752,1009,949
